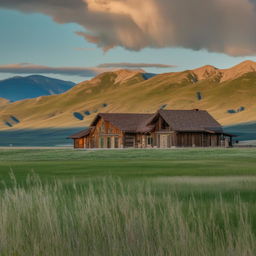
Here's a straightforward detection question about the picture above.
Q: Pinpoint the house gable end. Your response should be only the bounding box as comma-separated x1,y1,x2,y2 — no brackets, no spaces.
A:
146,111,173,132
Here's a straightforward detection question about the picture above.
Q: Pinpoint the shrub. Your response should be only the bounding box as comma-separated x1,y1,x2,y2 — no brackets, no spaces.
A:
84,111,91,116
102,103,108,108
10,116,20,123
227,107,245,114
227,109,236,114
237,106,245,112
73,112,84,120
5,121,12,127
160,104,167,110
196,92,203,100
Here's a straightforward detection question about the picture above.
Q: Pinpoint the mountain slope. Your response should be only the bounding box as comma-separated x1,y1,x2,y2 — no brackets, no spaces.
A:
0,75,75,101
0,62,256,130
0,97,9,106
221,60,256,82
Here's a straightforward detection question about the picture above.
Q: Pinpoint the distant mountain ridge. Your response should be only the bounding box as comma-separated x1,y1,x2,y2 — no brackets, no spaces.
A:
0,75,75,101
190,60,256,82
0,61,256,130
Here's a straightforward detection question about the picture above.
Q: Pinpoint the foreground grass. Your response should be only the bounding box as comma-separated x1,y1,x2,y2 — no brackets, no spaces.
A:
0,176,255,256
0,149,255,255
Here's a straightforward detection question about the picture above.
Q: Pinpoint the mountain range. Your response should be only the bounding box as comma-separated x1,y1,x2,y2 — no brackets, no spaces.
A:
0,60,256,131
0,75,75,102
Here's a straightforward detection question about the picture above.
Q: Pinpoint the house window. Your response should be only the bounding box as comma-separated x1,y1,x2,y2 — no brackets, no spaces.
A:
107,137,111,148
147,136,153,145
114,137,119,148
99,137,104,148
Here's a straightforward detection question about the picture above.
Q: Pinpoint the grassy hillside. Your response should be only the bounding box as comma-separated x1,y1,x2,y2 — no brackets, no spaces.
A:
1,62,256,130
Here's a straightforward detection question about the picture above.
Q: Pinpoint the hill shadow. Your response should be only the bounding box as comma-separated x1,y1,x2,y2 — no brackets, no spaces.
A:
224,122,256,141
0,127,83,147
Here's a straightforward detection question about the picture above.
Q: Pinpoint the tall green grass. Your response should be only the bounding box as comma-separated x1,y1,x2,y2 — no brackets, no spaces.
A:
0,175,255,256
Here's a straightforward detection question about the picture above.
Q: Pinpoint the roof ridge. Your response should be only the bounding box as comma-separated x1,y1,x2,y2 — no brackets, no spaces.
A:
159,109,206,112
99,113,153,115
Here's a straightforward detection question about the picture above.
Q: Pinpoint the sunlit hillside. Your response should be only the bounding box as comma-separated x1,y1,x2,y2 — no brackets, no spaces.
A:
0,61,256,129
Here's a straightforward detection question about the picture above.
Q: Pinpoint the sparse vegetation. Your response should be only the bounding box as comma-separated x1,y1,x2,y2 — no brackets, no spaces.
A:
227,109,237,114
160,104,167,109
227,106,245,114
196,91,203,100
237,106,245,112
84,111,91,116
4,121,12,127
10,115,20,123
73,112,84,121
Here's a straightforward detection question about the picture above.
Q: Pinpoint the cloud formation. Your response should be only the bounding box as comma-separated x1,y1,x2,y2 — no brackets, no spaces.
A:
1,0,256,56
97,63,176,69
0,63,171,77
0,63,106,77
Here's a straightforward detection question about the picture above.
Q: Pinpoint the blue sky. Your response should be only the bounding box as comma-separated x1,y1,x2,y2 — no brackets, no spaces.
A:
1,8,256,83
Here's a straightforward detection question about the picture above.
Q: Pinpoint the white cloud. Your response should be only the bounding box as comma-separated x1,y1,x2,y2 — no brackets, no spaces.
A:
0,63,107,77
97,63,176,68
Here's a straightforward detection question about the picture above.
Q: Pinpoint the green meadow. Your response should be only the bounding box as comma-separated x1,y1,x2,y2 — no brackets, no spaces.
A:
0,148,256,255
0,148,256,180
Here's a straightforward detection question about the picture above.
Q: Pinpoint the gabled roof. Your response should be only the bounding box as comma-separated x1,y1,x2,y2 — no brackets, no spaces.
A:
153,109,223,133
68,128,92,139
91,113,154,133
69,109,225,138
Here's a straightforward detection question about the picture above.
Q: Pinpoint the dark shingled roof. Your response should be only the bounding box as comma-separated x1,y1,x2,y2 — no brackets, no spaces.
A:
69,109,225,138
68,128,92,139
91,113,154,133
155,109,223,133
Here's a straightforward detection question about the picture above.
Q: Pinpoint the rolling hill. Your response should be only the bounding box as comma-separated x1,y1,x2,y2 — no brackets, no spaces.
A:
0,62,256,132
0,97,9,108
0,75,75,102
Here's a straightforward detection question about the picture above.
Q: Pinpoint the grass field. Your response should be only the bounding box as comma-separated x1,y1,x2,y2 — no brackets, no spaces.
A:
0,148,255,255
0,148,256,182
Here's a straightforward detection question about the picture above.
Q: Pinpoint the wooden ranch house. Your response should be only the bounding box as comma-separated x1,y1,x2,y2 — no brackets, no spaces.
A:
69,109,235,149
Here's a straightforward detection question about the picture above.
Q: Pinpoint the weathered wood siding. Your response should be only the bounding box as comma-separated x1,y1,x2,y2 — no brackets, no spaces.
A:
131,134,154,148
89,117,123,148
74,138,85,148
175,133,221,147
150,116,223,147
